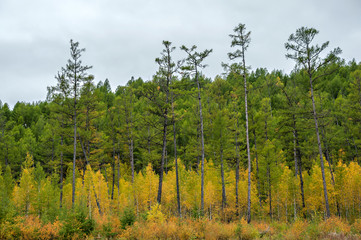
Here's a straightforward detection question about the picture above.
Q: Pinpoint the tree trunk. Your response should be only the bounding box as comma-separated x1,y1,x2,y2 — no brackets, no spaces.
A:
72,83,77,208
309,75,330,218
293,128,298,219
117,152,120,196
243,59,252,224
196,67,206,215
319,116,341,217
171,91,181,217
157,77,170,204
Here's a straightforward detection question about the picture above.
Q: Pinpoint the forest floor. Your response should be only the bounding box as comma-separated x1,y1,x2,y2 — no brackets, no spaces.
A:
2,214,361,239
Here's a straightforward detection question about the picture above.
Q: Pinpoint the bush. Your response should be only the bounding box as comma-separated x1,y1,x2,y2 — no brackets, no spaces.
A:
352,219,361,234
284,220,308,240
120,207,136,229
318,216,351,238
235,219,259,240
60,211,95,239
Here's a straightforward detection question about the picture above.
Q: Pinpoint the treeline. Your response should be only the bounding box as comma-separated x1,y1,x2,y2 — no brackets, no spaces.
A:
0,23,361,236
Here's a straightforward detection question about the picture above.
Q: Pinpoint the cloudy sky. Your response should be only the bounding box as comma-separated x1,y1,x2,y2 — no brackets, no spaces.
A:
1,0,360,108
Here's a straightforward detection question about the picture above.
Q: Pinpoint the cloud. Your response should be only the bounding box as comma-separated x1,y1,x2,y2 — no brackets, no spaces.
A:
0,0,360,108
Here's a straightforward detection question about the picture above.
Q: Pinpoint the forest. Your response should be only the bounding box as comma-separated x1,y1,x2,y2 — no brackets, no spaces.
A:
1,24,361,239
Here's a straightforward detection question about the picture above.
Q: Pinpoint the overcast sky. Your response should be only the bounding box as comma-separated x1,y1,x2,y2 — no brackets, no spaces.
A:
1,0,360,108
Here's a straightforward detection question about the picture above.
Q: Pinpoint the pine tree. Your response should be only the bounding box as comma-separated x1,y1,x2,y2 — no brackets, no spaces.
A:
228,23,252,223
181,45,212,215
285,27,341,218
49,40,92,209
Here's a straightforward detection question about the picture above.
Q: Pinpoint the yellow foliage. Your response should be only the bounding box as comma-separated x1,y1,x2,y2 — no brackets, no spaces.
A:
13,168,36,215
147,203,165,223
134,163,158,212
304,162,336,215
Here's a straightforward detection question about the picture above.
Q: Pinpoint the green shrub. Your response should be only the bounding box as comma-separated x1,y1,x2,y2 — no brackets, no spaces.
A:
120,207,136,229
60,211,95,238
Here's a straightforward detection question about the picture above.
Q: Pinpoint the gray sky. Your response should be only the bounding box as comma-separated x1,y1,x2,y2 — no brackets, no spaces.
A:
1,0,360,108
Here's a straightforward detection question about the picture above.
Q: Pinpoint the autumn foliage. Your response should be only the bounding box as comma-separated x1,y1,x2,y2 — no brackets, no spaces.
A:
0,152,360,239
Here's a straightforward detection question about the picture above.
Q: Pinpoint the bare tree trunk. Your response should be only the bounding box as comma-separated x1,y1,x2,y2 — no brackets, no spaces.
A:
319,115,341,217
309,75,330,218
117,152,120,196
194,68,206,215
72,83,77,208
243,62,252,223
157,82,169,204
171,92,181,217
293,129,298,220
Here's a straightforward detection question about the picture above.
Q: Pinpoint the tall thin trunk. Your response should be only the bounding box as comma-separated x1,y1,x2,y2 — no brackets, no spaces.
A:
117,152,120,196
243,56,252,224
157,117,168,204
309,74,330,218
196,107,200,171
293,128,298,220
196,67,206,215
319,100,341,217
293,120,306,210
72,80,77,208
265,116,272,220
157,76,170,204
171,91,181,217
